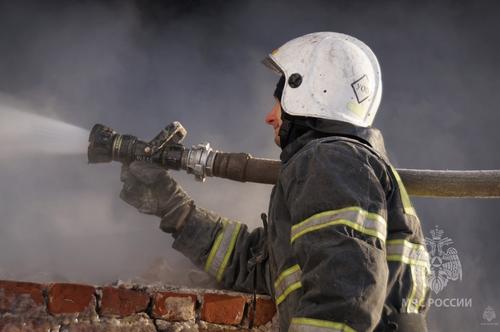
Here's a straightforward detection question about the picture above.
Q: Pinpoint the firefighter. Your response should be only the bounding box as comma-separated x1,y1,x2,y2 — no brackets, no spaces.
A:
120,32,431,331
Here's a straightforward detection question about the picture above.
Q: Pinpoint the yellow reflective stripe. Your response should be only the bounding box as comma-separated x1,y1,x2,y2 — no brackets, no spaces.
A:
291,219,386,244
274,264,300,288
216,222,241,282
291,207,387,244
276,281,302,305
274,264,302,305
204,220,242,282
292,207,386,231
386,239,430,269
389,166,417,217
290,317,356,332
204,231,224,272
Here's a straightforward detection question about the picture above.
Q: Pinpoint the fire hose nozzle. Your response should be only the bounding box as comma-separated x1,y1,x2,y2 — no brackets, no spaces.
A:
87,122,218,182
88,121,187,166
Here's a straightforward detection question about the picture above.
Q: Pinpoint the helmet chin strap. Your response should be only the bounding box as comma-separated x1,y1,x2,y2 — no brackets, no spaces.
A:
278,114,292,149
273,75,286,100
274,75,291,149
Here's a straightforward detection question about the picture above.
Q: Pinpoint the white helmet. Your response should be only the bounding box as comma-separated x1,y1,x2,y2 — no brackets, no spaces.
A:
263,32,382,127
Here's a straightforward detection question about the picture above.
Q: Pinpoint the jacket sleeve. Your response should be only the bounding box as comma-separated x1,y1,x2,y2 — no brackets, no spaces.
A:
282,140,389,332
171,206,272,295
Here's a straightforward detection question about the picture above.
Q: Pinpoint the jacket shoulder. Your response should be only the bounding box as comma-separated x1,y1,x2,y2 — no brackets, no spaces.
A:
280,137,391,191
283,137,380,169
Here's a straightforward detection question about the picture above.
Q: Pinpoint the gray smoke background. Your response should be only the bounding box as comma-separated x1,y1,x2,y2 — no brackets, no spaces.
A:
0,0,499,330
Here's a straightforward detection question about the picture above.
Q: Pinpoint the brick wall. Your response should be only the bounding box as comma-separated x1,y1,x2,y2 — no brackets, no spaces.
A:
0,280,277,331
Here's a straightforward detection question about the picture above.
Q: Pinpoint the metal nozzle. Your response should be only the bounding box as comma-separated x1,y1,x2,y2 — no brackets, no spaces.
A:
87,122,187,166
87,124,118,163
182,142,217,182
88,121,224,183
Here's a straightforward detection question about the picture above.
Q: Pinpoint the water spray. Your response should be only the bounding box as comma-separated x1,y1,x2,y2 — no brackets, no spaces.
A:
88,122,500,198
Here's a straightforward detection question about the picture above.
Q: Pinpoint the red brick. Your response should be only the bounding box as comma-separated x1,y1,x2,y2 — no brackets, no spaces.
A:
0,280,45,312
100,287,150,317
48,283,95,315
248,298,276,326
152,291,196,321
201,293,246,325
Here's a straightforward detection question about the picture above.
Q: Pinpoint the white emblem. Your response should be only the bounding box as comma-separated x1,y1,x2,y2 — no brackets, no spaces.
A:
425,226,462,294
483,306,497,323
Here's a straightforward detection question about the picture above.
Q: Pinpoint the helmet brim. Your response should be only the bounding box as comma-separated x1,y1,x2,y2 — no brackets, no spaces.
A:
261,55,283,75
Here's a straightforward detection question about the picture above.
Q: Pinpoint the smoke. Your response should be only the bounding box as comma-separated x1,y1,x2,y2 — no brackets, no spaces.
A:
0,0,499,329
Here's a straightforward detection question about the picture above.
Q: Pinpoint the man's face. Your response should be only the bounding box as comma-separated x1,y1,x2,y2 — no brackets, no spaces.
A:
265,98,282,147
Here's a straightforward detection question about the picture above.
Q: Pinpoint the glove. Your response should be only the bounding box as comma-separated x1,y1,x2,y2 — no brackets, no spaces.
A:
120,161,194,233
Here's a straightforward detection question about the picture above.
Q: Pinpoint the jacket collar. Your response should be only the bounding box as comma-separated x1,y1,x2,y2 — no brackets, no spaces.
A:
279,119,388,163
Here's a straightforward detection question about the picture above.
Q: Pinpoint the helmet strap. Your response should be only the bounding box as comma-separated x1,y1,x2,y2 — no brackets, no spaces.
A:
273,75,286,100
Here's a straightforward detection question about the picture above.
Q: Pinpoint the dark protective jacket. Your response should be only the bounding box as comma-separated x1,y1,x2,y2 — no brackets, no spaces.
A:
172,121,430,331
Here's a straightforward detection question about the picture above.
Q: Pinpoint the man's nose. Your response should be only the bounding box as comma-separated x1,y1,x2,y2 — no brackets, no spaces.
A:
265,110,275,125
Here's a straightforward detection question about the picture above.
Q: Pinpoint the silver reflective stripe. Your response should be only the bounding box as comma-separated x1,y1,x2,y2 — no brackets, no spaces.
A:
274,265,302,305
290,207,387,244
406,265,428,313
204,220,241,282
386,240,430,269
386,239,430,313
289,318,356,332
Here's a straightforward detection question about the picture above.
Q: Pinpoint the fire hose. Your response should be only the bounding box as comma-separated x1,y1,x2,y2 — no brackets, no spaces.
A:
88,122,500,198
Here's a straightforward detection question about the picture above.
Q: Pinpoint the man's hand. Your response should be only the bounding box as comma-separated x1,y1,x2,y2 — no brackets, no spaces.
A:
120,161,194,233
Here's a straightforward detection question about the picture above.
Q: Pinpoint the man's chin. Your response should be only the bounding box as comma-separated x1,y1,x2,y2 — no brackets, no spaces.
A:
274,136,281,147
